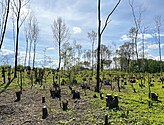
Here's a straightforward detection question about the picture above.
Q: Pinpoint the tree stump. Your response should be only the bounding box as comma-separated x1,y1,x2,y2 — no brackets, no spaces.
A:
124,82,127,85
72,90,80,99
150,92,158,101
62,100,68,111
130,79,136,83
50,89,56,99
113,95,119,108
105,114,109,125
106,94,113,109
15,91,21,102
42,97,45,103
42,106,48,119
50,89,61,99
106,94,119,109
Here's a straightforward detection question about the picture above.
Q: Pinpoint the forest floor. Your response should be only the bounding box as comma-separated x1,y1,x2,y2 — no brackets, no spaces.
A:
0,76,164,125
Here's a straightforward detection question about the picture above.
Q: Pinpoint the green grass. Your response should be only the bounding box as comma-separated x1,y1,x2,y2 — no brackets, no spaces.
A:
0,69,164,124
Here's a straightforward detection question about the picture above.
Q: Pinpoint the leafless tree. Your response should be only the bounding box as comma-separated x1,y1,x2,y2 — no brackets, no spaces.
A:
88,30,97,76
27,14,33,66
11,0,30,77
139,26,148,73
32,17,39,69
25,13,39,68
129,0,141,72
51,17,70,86
24,22,29,67
96,0,121,92
0,0,10,49
154,16,163,75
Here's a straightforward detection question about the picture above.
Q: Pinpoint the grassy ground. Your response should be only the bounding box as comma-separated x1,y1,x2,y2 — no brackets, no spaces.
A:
0,69,164,125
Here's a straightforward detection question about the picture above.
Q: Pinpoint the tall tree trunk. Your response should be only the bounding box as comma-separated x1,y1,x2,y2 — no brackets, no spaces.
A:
14,1,21,78
96,0,101,93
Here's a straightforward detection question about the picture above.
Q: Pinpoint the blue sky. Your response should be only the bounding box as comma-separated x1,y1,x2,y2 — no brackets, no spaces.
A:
0,0,164,68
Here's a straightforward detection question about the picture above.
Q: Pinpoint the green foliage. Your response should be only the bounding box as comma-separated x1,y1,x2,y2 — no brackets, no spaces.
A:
130,59,164,73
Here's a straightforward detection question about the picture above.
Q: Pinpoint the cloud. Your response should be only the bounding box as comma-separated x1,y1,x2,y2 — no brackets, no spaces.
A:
47,47,55,51
120,33,153,42
0,49,14,56
147,44,158,49
147,43,164,49
138,34,153,39
120,35,131,41
73,27,82,34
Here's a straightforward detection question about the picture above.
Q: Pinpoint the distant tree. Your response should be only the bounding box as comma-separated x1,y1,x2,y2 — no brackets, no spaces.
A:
76,43,82,65
95,44,112,71
24,22,29,67
24,13,39,68
139,26,148,73
51,17,70,86
113,57,119,69
129,0,145,73
31,15,39,69
96,0,121,92
61,42,73,70
27,15,33,67
154,16,163,75
84,61,90,68
103,59,112,69
116,42,134,71
88,30,97,76
0,0,10,49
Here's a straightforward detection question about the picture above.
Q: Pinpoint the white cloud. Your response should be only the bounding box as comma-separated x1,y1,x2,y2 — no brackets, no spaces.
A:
147,44,158,49
120,33,153,42
73,27,82,34
147,43,164,49
0,49,15,56
138,34,153,39
120,35,131,41
47,47,55,51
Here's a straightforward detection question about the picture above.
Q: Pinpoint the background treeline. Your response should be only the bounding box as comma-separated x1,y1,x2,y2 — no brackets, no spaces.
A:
118,58,164,73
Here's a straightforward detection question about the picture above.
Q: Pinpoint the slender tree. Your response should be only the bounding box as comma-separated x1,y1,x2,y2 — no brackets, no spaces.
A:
154,16,163,75
24,23,29,67
129,0,145,72
96,0,121,92
88,30,97,76
51,17,70,86
31,15,39,69
11,0,30,77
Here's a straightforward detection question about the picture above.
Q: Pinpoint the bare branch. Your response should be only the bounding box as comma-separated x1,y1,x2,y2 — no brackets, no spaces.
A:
100,0,121,35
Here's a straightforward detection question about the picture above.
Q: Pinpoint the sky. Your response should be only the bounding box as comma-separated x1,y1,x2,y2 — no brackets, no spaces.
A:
0,0,164,68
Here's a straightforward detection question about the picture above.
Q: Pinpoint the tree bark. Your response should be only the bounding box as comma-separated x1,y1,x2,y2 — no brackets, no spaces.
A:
96,0,101,93
14,1,21,78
